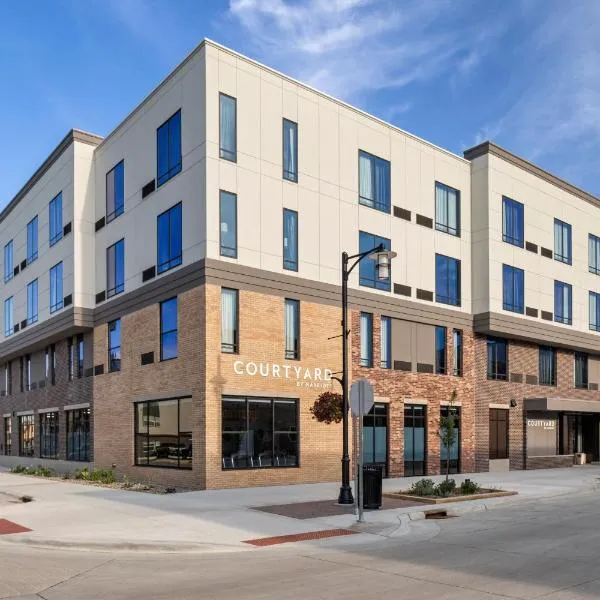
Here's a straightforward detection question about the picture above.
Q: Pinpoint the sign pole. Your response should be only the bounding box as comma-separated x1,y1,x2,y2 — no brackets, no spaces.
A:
357,384,364,523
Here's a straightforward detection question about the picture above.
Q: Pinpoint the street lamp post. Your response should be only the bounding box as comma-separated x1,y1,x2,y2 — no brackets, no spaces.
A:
338,243,397,505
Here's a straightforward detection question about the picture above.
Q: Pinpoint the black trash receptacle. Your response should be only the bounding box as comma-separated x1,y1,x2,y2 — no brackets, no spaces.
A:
362,465,383,509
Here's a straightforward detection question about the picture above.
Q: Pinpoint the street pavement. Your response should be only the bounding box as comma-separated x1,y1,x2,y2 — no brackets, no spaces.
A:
2,486,600,599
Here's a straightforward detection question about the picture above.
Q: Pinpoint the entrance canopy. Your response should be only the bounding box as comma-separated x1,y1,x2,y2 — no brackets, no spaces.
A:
525,398,600,414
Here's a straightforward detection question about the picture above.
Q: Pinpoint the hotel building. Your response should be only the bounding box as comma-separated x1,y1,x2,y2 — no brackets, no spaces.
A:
0,39,598,489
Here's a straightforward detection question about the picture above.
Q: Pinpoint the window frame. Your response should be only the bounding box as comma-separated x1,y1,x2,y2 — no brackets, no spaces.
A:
4,297,13,338
502,264,525,314
380,316,391,369
156,110,182,187
19,414,35,457
539,345,557,386
452,329,463,377
502,196,524,248
49,192,63,247
590,291,600,332
554,280,573,325
358,150,391,213
284,298,300,360
106,159,125,223
4,240,13,283
4,417,11,456
107,239,125,298
159,297,178,362
554,218,572,265
27,215,38,264
487,336,508,381
27,279,38,325
359,312,373,368
219,93,237,162
108,319,121,373
157,202,182,274
282,118,298,182
39,412,59,460
435,253,461,306
358,231,392,291
435,326,447,375
489,408,509,460
219,190,237,259
590,234,600,275
283,208,298,272
49,261,63,314
221,288,239,354
575,352,588,389
77,334,84,379
66,407,90,462
434,181,460,237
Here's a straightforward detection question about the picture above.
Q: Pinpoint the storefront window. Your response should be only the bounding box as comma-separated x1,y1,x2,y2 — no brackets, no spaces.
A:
440,405,460,473
404,404,426,476
135,398,192,470
4,417,11,456
40,412,59,459
66,408,90,461
19,415,34,457
363,403,387,476
222,397,298,469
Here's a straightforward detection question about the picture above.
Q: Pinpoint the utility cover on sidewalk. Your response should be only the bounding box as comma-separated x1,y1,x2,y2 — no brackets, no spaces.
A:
0,519,32,535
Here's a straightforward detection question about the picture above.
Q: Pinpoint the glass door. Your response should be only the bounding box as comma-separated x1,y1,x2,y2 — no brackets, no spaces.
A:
404,404,426,476
363,403,388,476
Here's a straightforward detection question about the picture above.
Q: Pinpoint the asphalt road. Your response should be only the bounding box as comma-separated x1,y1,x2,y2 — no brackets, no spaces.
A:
2,489,600,600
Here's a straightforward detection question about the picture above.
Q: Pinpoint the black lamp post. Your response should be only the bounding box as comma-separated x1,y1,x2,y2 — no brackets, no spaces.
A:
338,243,397,505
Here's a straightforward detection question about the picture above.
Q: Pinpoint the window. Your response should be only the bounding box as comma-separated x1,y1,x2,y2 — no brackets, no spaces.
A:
4,417,11,456
489,409,508,460
219,191,237,258
358,150,390,213
554,219,572,264
5,363,11,396
435,182,460,236
4,240,13,283
19,357,23,393
440,405,460,474
27,216,38,263
160,298,178,361
435,254,461,306
221,288,239,353
66,408,90,461
363,404,388,474
590,234,600,275
502,196,524,247
157,202,182,274
453,329,463,377
49,262,63,313
283,209,298,271
539,346,557,386
135,397,192,469
283,119,298,182
68,338,74,381
45,345,56,385
435,326,447,374
555,281,572,325
502,264,524,313
157,110,182,186
404,404,426,476
360,312,373,367
27,279,38,325
284,299,300,360
219,93,237,162
19,415,34,457
222,397,298,469
575,352,588,389
106,160,125,222
487,337,508,380
108,319,121,372
590,291,600,332
49,192,63,246
107,239,125,297
25,354,31,391
4,297,13,338
380,316,391,369
40,412,59,459
358,231,391,291
77,334,84,379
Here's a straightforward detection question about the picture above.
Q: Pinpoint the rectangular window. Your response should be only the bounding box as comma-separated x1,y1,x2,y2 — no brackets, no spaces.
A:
590,234,600,275
157,110,182,186
5,362,12,396
135,397,192,469
49,192,63,246
106,160,125,222
4,297,13,338
555,280,572,325
502,264,524,313
284,299,300,360
25,354,31,391
575,352,588,389
489,409,508,460
435,254,461,306
404,404,426,476
160,297,178,361
77,334,84,379
453,329,463,377
487,337,508,380
19,357,23,393
107,239,125,297
66,408,90,461
358,150,390,213
40,412,59,459
363,403,388,473
19,415,34,457
283,209,298,271
27,216,38,263
108,319,121,372
358,231,391,291
222,397,298,469
68,338,74,381
49,262,63,313
45,345,56,385
590,291,600,332
4,240,13,283
435,182,460,236
4,417,11,456
219,191,237,258
27,279,38,325
440,405,460,474
157,202,182,274
360,312,373,368
283,119,298,182
219,93,237,162
502,196,524,247
380,316,391,369
435,326,447,374
554,219,572,264
221,288,239,353
539,346,557,386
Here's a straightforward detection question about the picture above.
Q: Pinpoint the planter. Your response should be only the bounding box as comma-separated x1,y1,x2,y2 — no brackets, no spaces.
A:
384,489,518,504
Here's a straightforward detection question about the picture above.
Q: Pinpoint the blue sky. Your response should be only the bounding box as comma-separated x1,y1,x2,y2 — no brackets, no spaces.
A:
2,0,600,207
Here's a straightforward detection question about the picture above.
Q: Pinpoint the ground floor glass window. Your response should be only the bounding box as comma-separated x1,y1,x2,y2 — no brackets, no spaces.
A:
40,412,59,459
222,397,298,469
135,398,192,469
363,403,388,476
440,406,460,474
19,414,34,457
4,417,11,456
66,408,90,462
404,404,426,476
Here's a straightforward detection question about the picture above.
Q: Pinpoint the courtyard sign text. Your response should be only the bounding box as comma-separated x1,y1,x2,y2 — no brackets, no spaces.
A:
233,361,333,389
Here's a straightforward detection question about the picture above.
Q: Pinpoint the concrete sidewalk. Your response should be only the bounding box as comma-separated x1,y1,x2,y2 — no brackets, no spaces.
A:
0,466,598,553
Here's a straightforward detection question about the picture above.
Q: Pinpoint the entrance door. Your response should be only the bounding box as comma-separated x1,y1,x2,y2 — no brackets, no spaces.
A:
582,415,600,462
404,404,426,476
363,403,388,476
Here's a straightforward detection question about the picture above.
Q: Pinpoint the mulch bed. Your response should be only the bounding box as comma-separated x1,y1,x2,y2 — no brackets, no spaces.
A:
384,489,518,504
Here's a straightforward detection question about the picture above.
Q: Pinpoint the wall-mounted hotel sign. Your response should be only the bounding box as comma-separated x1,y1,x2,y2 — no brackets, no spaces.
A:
233,361,333,389
527,418,556,431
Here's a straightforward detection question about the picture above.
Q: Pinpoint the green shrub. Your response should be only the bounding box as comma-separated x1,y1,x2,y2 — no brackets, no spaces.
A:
435,478,456,498
460,479,482,495
10,465,27,474
10,464,55,477
74,467,115,484
410,478,436,496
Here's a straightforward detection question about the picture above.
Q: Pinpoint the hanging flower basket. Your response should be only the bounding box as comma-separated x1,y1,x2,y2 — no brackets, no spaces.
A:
310,392,343,424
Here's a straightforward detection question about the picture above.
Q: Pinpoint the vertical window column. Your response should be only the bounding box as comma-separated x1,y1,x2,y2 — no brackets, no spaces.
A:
283,209,298,271
219,94,237,161
107,239,125,297
283,119,298,182
360,312,373,367
219,191,237,258
157,203,182,274
49,192,63,246
380,316,391,369
160,298,178,361
221,288,239,353
50,262,63,313
284,299,300,360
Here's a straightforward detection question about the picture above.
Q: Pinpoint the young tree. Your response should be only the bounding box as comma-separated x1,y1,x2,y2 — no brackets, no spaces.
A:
439,389,459,481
